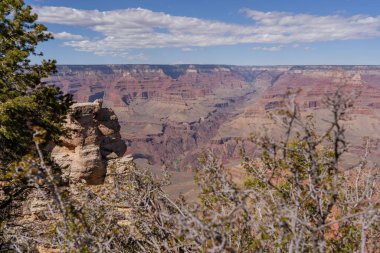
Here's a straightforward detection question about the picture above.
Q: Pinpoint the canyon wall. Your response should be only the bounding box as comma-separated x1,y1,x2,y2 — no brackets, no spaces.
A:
45,65,380,173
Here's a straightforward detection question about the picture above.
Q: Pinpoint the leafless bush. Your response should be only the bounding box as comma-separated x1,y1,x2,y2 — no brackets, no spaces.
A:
2,90,379,252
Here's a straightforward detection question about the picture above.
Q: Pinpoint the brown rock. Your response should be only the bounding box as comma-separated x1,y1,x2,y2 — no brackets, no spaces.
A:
98,124,115,136
51,102,127,185
37,246,60,253
106,152,119,160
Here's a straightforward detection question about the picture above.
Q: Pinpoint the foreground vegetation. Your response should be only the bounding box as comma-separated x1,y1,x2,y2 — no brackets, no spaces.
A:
2,89,379,252
1,1,379,252
0,1,72,249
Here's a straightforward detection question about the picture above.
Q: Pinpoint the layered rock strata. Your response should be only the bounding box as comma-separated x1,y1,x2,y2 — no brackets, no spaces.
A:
45,65,380,172
51,100,127,185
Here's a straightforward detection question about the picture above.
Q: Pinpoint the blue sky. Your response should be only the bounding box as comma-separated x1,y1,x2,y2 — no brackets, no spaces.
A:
26,0,380,65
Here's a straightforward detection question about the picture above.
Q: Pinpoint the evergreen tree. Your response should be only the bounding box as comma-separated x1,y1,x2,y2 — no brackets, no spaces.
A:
0,0,72,210
0,0,72,163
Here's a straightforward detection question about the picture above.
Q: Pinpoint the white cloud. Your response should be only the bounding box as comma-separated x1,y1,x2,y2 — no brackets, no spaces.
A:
303,46,313,51
253,46,283,52
242,9,380,42
181,47,194,52
127,53,147,61
53,31,85,40
33,6,380,56
253,44,315,52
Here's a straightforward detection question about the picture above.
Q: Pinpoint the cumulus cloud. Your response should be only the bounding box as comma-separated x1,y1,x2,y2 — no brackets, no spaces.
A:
33,6,380,56
53,31,85,40
242,9,380,42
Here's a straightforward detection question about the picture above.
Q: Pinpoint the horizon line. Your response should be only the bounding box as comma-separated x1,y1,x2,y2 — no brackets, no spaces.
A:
55,64,380,67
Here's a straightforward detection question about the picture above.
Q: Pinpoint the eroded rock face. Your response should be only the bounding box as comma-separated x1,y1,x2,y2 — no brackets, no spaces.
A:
45,65,380,172
52,100,126,184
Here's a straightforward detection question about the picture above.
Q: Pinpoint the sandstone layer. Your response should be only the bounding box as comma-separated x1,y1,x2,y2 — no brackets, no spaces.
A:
51,100,127,184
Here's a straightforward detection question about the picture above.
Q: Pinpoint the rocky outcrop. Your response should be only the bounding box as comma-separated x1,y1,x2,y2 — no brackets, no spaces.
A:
51,100,126,185
6,104,131,252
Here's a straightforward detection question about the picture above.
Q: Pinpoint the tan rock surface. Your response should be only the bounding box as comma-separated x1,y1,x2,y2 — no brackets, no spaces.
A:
51,100,126,185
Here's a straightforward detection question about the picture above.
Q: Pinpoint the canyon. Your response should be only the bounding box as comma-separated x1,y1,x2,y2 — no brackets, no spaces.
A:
45,65,380,196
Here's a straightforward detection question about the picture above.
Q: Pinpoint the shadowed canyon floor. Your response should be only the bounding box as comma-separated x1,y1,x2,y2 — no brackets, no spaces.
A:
46,65,380,198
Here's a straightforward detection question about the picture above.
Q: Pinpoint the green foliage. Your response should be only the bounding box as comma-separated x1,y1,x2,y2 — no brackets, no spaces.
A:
0,3,378,251
2,91,379,252
0,0,73,164
0,1,72,248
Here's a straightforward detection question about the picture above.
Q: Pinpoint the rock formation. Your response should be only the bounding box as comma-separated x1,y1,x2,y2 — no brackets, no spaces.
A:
45,65,380,196
51,100,127,185
4,102,132,252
